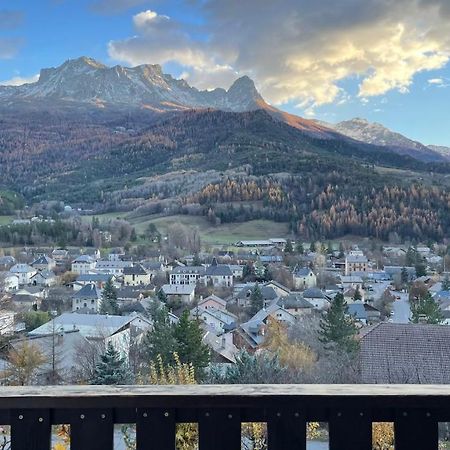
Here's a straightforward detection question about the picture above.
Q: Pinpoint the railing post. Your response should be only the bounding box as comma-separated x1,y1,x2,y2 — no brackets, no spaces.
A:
136,408,176,450
11,409,51,450
395,409,438,450
69,408,114,450
199,409,241,450
329,409,372,450
267,408,306,450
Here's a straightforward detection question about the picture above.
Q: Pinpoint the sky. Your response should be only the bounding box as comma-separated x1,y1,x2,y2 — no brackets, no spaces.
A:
0,0,450,146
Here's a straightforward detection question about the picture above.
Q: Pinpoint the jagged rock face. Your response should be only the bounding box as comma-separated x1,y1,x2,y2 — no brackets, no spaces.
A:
0,56,265,112
322,117,449,163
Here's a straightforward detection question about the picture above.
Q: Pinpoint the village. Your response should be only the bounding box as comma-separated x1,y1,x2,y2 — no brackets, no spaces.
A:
0,230,449,388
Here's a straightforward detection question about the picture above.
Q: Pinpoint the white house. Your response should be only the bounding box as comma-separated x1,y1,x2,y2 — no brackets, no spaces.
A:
31,255,56,271
303,288,331,310
28,312,150,359
198,295,227,311
0,272,19,292
191,306,237,335
95,259,133,276
161,284,196,304
170,266,205,285
71,255,96,275
30,270,57,287
293,267,317,290
123,264,150,286
9,264,37,285
72,283,102,313
205,259,233,287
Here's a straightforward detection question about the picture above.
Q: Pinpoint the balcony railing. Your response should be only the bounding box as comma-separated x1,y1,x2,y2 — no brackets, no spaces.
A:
0,384,448,449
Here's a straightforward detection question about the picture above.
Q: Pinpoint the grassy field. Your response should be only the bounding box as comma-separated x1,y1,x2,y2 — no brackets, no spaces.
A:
80,211,129,224
0,216,13,225
127,214,291,245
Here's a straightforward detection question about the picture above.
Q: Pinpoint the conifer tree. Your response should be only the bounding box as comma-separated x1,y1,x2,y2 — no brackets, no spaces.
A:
319,293,358,353
249,283,264,315
143,304,178,366
284,239,293,254
353,286,362,302
295,241,304,254
173,311,210,377
410,293,444,324
100,278,119,315
91,342,131,385
401,267,409,285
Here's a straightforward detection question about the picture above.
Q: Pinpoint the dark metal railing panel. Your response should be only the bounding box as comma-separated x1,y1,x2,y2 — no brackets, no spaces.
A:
329,409,372,450
136,408,176,450
199,408,241,450
395,409,438,450
10,408,51,450
0,385,449,449
69,408,114,450
267,408,306,450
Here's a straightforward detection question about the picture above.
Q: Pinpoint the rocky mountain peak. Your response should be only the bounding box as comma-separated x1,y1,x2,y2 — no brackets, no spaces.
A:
0,57,266,112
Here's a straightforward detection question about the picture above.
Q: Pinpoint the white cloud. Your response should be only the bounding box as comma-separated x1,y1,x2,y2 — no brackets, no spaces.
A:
0,38,23,59
0,74,39,86
108,0,450,108
428,78,444,84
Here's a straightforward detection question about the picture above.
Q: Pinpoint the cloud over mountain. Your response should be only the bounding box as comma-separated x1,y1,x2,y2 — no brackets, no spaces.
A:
108,0,450,110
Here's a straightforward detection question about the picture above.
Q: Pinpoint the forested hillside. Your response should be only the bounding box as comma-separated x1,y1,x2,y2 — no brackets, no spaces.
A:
1,107,450,241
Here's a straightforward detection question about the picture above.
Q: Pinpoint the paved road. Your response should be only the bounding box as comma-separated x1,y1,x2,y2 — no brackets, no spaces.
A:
367,281,391,302
391,292,411,323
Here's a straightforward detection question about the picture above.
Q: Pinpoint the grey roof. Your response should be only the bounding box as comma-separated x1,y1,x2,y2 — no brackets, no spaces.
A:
117,286,143,300
73,283,102,299
31,270,55,280
10,264,35,273
142,261,164,270
171,266,205,275
293,267,314,277
72,255,95,263
123,264,147,276
348,303,368,320
360,323,450,383
29,312,134,339
76,274,112,283
240,303,294,347
236,285,278,301
0,256,15,265
346,255,368,263
303,287,326,299
277,294,313,309
205,259,233,277
120,301,147,314
11,330,89,382
31,255,54,266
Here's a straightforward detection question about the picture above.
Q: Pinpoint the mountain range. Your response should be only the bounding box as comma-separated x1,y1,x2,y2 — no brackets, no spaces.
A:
319,117,450,163
0,56,447,164
1,57,450,241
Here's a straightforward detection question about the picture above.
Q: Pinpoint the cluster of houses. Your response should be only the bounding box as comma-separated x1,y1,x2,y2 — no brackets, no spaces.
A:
0,238,450,383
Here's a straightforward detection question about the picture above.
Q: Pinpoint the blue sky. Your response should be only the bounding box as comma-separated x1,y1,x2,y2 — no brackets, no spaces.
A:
1,0,450,146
